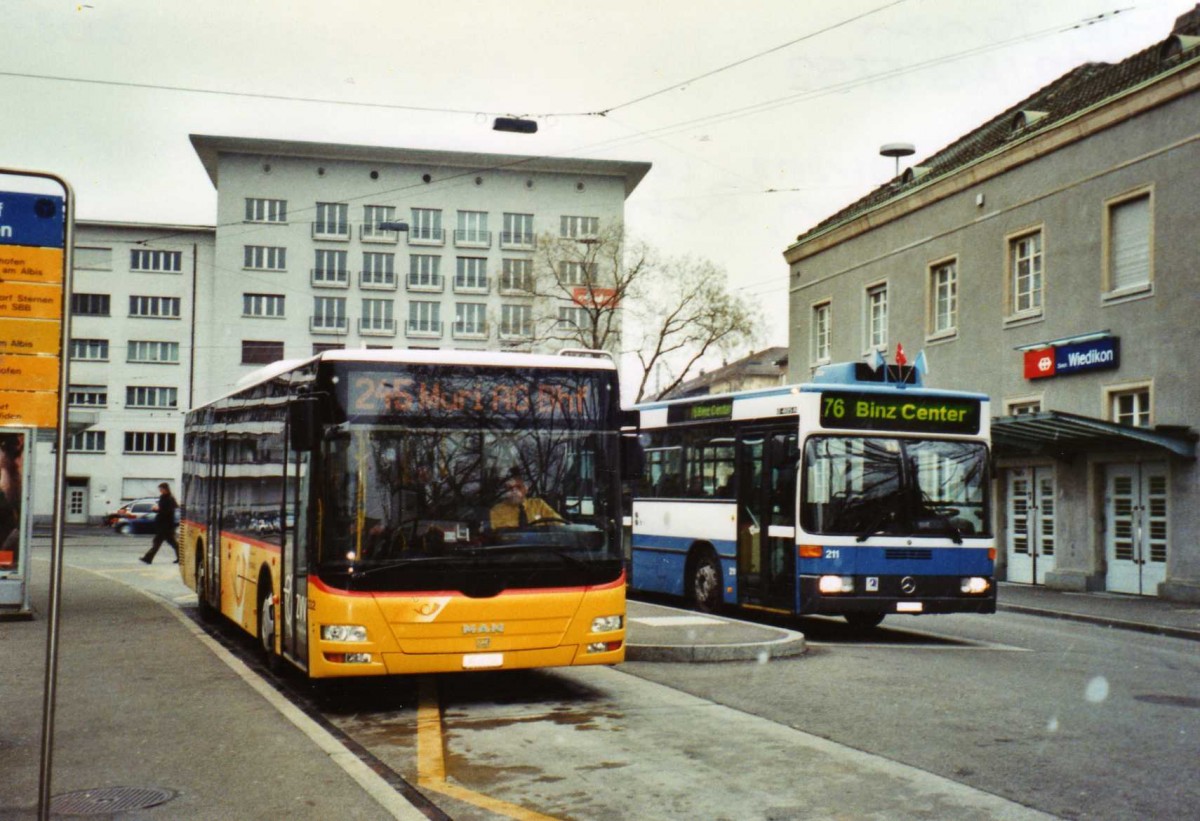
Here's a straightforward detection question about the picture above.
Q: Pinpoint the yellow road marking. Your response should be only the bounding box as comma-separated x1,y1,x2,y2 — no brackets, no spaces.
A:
416,677,561,821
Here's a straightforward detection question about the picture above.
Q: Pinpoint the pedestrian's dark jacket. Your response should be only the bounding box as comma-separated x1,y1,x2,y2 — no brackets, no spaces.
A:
155,493,178,536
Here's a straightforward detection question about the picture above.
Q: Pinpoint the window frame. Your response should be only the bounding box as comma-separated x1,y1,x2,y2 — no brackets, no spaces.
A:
128,340,180,364
245,198,287,224
1104,381,1153,428
130,249,183,273
242,293,286,318
1005,226,1045,322
810,300,831,365
863,281,888,353
129,295,182,319
926,257,958,340
244,245,287,272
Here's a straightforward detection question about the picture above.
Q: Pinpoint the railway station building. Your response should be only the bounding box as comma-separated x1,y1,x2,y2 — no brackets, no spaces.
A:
785,7,1200,601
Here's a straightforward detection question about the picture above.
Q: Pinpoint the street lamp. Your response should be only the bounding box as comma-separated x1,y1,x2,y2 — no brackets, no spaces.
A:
493,117,538,134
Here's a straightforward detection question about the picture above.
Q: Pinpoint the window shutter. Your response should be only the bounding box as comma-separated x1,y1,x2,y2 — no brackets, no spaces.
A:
1110,197,1150,291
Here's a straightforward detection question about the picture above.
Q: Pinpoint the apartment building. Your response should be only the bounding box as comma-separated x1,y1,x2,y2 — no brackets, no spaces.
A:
49,139,650,522
785,8,1200,601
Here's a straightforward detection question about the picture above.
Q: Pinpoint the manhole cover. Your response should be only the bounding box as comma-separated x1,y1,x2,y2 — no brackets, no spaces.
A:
50,786,176,815
1135,694,1200,709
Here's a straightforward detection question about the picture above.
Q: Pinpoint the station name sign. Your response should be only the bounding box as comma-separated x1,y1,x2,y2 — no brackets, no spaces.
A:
1024,336,1119,380
819,391,981,435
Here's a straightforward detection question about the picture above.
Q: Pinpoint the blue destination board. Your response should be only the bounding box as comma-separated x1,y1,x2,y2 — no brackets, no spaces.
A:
0,192,65,249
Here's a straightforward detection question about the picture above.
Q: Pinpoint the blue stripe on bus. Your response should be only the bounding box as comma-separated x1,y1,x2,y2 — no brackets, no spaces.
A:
630,535,737,602
797,546,993,576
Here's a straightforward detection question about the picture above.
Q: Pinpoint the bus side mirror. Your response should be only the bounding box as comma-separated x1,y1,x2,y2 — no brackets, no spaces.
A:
620,433,644,482
288,398,320,451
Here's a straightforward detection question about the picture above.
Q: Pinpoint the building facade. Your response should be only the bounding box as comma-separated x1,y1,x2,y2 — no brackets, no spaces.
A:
785,10,1200,601
50,139,649,522
659,346,788,399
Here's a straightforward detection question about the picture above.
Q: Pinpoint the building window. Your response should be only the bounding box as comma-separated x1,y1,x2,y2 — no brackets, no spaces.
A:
502,213,534,247
311,296,347,332
455,257,488,292
1105,191,1152,295
68,430,106,453
1006,399,1042,416
69,338,109,361
558,305,589,329
245,198,287,223
129,295,181,319
866,284,887,350
128,340,180,364
361,252,396,288
360,298,395,333
560,215,599,239
928,260,957,336
68,385,107,407
454,302,488,338
1108,385,1151,428
313,249,349,286
314,202,349,239
312,343,344,355
242,293,285,318
559,261,597,286
70,293,110,316
126,386,178,409
124,431,177,454
411,208,443,243
811,301,831,364
501,259,534,293
130,249,182,273
361,205,397,241
1007,230,1043,316
407,301,442,335
455,210,490,246
244,245,286,271
241,340,284,365
74,246,112,270
501,304,533,337
408,255,442,290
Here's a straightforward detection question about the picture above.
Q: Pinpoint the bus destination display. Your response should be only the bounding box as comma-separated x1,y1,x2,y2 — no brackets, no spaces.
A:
819,391,980,434
345,369,602,420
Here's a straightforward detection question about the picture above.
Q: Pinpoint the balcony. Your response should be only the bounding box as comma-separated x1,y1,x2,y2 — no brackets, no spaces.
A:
499,277,535,296
499,323,534,340
359,271,397,290
408,227,445,247
499,232,536,250
452,321,489,340
311,223,351,242
359,224,400,244
406,320,443,338
406,274,445,293
311,269,350,288
453,276,489,295
454,229,492,249
310,316,348,334
358,317,396,337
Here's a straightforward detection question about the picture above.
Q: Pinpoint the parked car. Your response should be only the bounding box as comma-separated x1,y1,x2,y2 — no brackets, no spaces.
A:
112,505,181,535
104,497,158,527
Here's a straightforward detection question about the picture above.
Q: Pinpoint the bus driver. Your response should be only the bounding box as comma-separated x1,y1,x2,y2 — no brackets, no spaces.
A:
490,471,563,529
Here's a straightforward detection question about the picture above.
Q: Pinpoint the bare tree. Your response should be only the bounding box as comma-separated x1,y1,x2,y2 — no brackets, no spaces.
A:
521,223,755,403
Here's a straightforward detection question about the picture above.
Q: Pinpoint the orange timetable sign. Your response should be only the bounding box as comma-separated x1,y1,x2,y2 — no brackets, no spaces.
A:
0,245,64,285
0,318,60,356
0,353,58,391
0,281,62,321
0,389,57,427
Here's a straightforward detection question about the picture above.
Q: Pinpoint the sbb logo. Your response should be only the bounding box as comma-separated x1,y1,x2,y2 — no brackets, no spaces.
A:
1024,347,1057,380
1038,355,1053,373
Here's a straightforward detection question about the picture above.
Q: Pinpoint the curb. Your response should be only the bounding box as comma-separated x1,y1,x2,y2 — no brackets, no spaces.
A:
998,603,1200,643
627,630,808,663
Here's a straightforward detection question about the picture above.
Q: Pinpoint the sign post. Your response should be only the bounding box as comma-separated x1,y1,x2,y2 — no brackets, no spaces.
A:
0,169,73,821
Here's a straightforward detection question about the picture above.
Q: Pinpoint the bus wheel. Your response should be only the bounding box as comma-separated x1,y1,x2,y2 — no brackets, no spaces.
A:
258,583,281,673
844,613,885,630
195,548,216,623
689,550,722,613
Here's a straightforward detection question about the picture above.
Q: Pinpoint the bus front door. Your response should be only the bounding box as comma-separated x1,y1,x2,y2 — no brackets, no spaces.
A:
737,429,798,609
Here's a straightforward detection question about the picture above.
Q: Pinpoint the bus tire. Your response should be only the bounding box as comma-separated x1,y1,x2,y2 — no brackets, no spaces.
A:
844,612,885,630
688,548,723,613
195,542,216,623
258,574,281,673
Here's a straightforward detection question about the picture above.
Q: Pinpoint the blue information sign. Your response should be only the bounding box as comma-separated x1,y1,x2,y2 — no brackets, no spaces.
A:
0,192,65,249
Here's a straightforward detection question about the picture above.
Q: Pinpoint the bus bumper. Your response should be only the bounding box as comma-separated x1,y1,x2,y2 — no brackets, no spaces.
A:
798,575,997,616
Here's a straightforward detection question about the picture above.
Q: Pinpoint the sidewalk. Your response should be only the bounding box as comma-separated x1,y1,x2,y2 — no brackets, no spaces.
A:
996,581,1200,642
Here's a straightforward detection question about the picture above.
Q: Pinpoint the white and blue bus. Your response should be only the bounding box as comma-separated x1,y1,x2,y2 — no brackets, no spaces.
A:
628,361,994,627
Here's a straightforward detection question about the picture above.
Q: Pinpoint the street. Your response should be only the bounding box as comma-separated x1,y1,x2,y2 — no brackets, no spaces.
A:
23,531,1200,820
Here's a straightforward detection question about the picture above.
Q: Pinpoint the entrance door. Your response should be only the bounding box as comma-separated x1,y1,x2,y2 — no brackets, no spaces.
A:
281,416,310,670
1005,467,1056,584
1105,462,1168,596
736,429,798,608
66,480,89,524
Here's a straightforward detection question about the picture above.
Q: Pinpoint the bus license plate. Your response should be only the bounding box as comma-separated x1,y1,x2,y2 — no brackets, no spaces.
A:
896,602,923,613
462,653,504,669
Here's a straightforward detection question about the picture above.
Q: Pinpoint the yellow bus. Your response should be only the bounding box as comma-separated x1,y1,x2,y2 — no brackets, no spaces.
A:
179,349,630,678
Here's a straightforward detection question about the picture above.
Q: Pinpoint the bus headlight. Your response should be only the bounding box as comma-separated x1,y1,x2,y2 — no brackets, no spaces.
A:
321,624,368,642
960,577,991,595
591,615,624,633
818,575,854,594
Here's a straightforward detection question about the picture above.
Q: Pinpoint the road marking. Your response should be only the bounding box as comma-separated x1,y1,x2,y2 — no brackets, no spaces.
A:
417,677,562,820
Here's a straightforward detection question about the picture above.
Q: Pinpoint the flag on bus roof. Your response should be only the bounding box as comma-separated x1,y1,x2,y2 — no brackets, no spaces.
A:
895,343,907,366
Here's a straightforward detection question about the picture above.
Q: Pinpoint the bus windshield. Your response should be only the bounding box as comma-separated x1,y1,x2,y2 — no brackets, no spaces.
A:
802,436,990,539
316,424,621,594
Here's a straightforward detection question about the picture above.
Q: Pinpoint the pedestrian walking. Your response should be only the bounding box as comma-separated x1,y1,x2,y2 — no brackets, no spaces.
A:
140,482,179,564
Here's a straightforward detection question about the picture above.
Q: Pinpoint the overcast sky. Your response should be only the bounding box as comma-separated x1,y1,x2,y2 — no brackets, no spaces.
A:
5,0,1195,353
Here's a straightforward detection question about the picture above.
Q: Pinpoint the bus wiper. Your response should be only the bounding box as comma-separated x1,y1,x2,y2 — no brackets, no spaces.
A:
344,556,453,576
854,507,897,542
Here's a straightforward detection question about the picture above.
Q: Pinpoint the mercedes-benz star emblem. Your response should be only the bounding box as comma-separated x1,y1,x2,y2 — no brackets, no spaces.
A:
900,576,918,595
